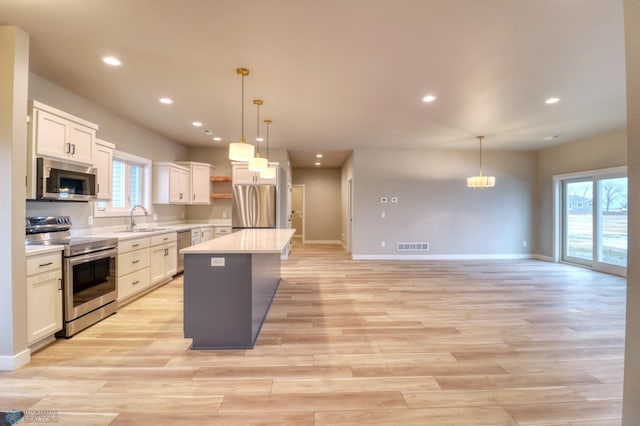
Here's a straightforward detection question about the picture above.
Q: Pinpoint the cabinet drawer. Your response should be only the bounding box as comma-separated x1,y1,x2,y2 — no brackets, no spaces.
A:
118,237,150,254
214,226,232,237
118,249,151,277
118,267,150,300
151,232,176,246
26,252,62,276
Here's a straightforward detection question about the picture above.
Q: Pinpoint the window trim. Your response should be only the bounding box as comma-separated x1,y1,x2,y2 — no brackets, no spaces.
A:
93,150,152,218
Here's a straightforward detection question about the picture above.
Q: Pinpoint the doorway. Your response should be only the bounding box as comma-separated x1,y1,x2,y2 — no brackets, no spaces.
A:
292,185,305,242
557,167,628,276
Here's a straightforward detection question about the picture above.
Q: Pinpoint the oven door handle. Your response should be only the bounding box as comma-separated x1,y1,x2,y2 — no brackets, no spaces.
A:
66,248,118,266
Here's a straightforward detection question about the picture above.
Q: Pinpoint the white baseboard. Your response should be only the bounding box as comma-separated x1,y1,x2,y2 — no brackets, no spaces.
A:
352,254,538,260
302,240,343,245
0,348,31,371
532,254,555,262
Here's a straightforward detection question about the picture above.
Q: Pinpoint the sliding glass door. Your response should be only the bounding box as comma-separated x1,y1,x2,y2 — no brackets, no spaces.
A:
562,173,628,275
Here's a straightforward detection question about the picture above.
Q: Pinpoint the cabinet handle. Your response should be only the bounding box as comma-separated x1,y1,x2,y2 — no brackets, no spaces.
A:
163,237,169,241
39,261,53,267
132,244,140,247
132,259,140,264
71,144,76,155
58,278,62,291
66,143,71,154
132,280,140,285
164,248,168,256
97,183,100,192
193,194,196,200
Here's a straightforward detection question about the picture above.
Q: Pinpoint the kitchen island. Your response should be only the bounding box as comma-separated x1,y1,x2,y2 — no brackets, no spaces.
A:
181,228,295,349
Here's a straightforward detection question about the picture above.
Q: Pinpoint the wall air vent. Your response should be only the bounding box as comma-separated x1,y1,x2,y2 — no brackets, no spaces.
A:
396,242,430,252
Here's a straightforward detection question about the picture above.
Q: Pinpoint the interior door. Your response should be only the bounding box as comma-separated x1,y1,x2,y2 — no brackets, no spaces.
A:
291,185,303,238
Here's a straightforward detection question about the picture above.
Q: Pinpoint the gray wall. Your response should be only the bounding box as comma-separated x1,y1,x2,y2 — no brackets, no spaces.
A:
623,0,640,421
351,149,536,257
536,130,627,257
27,73,190,230
292,167,342,242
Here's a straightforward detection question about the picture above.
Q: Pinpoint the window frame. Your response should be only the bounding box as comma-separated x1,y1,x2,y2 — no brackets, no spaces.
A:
93,150,152,218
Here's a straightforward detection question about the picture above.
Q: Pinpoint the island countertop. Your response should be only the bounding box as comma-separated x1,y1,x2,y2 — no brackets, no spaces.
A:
181,228,295,254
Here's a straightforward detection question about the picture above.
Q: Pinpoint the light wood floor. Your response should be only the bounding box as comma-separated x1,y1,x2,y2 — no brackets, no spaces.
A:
1,243,626,425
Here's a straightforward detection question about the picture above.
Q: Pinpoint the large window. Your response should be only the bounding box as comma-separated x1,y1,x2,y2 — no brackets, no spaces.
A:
95,151,151,217
559,167,627,275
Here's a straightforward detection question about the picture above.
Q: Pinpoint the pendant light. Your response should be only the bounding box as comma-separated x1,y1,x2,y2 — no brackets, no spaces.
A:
260,119,276,179
228,67,255,162
248,99,269,172
466,135,496,188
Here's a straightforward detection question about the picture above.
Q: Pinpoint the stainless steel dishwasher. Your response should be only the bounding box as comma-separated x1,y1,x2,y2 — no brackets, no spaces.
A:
177,230,192,273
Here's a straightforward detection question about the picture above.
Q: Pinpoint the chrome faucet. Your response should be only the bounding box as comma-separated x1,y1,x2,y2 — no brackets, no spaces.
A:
130,204,148,231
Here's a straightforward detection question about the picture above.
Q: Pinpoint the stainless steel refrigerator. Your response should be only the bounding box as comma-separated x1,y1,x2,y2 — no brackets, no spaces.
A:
232,185,277,229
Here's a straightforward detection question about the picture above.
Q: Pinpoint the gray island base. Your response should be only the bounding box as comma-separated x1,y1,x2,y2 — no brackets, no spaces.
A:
182,229,295,349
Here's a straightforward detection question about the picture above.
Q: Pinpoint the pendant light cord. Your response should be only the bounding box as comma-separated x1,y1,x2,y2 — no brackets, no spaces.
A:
241,73,245,142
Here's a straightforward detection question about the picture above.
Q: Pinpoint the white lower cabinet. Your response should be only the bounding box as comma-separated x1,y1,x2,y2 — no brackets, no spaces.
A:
117,237,150,301
26,250,63,344
214,226,232,238
200,226,214,242
150,232,177,285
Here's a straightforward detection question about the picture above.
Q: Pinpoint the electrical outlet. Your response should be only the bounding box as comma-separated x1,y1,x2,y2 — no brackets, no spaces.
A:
381,212,386,219
87,215,93,225
523,240,528,248
381,241,386,248
181,211,185,219
153,213,158,221
222,211,227,219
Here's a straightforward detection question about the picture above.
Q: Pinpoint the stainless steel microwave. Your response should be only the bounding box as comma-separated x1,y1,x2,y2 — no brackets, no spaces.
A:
36,158,97,201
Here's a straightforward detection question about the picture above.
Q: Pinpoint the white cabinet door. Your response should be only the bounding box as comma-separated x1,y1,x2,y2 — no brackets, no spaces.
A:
191,163,211,204
233,164,277,185
34,109,68,160
67,122,94,164
93,139,113,200
153,163,191,204
150,241,177,285
26,251,62,344
33,106,96,165
200,226,214,242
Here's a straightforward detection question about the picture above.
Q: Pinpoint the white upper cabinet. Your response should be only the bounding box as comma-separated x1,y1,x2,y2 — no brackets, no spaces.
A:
177,161,213,205
232,162,278,185
30,101,98,165
93,138,114,200
152,162,190,204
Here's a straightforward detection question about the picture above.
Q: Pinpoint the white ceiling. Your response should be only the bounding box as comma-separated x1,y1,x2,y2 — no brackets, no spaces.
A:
0,0,627,167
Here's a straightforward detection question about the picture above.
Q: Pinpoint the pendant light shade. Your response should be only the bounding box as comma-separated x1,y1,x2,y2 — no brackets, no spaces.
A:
228,68,255,162
466,135,495,189
260,119,276,179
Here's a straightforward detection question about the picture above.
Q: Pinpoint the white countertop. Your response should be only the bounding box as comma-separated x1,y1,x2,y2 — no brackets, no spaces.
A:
88,220,232,241
181,229,295,254
25,245,64,256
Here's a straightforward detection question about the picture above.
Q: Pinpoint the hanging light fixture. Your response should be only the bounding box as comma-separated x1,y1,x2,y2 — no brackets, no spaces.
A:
466,135,496,188
248,99,269,172
260,119,276,179
228,67,255,162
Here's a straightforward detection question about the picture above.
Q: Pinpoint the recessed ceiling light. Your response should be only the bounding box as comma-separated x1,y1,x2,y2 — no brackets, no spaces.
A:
545,97,560,104
192,121,203,127
102,56,122,66
256,137,264,142
159,97,173,105
316,154,323,158
422,94,437,103
213,137,222,142
314,162,321,166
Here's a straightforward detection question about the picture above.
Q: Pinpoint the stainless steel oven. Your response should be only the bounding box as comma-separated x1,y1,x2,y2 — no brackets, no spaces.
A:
26,216,118,337
63,245,117,336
